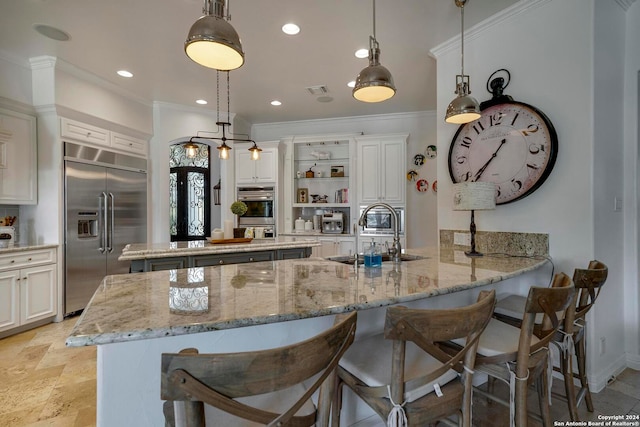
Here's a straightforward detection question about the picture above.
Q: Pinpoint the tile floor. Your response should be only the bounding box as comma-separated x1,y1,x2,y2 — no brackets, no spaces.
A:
1,318,639,426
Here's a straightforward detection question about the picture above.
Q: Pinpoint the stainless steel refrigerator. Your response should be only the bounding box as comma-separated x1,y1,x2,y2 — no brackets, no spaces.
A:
64,142,147,316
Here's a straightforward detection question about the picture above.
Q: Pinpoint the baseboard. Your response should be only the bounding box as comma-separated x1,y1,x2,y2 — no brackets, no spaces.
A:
626,352,640,370
590,353,628,392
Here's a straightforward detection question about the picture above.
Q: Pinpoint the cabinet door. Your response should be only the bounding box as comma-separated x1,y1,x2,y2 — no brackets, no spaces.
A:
255,149,277,182
0,270,20,332
0,108,37,204
317,237,338,258
20,264,57,325
111,132,147,157
357,142,381,204
337,238,356,256
235,150,256,184
380,140,405,204
60,117,109,146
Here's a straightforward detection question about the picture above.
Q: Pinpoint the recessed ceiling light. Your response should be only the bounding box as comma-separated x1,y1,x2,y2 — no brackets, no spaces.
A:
271,100,282,106
347,81,356,88
117,70,133,78
355,49,369,59
33,24,70,41
282,23,300,35
196,99,208,105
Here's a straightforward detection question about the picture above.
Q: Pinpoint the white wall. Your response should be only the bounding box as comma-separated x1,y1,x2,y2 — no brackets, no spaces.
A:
433,0,637,389
150,102,227,243
252,111,439,248
0,53,32,105
623,0,640,368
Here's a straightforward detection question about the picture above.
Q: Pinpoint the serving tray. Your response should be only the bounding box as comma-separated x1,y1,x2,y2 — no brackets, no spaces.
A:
206,237,253,244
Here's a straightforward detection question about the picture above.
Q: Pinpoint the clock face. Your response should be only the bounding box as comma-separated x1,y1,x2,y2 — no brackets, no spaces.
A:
448,101,558,205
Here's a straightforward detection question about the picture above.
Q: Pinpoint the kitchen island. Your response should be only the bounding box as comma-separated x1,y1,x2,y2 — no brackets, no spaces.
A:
68,245,550,426
120,237,320,272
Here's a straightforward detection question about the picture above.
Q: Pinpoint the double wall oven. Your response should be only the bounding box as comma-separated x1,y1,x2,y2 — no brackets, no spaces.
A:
236,186,276,237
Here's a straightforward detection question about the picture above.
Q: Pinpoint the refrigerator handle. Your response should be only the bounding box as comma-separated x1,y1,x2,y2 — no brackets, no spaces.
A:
99,192,107,253
108,192,115,253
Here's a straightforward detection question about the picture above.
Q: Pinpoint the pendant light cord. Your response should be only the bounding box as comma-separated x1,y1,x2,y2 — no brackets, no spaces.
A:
460,2,465,77
372,0,376,40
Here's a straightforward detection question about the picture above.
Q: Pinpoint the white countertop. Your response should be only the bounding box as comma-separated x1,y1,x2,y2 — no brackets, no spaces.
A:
68,245,549,347
118,237,321,261
0,243,58,254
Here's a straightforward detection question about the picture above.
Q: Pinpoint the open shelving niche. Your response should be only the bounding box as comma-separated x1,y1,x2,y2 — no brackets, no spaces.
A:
282,136,357,236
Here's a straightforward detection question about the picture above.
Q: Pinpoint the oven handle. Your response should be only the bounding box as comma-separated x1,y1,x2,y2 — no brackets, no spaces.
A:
237,195,273,201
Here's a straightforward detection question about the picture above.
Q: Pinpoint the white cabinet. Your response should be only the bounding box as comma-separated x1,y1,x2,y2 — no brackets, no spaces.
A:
60,117,148,157
356,135,408,205
236,143,278,184
357,235,406,255
0,108,37,204
0,248,57,335
314,236,356,258
111,132,147,156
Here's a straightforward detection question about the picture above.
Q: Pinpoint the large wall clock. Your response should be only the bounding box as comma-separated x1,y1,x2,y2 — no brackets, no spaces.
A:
448,69,558,205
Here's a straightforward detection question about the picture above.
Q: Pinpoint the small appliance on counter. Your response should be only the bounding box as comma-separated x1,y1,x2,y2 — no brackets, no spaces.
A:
321,212,344,234
0,226,15,248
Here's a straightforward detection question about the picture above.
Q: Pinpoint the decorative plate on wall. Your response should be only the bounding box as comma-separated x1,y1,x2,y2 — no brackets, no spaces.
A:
416,178,429,192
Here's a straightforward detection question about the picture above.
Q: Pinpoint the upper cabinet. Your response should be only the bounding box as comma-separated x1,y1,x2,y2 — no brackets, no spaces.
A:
0,108,37,204
60,117,147,157
235,142,278,185
356,134,408,206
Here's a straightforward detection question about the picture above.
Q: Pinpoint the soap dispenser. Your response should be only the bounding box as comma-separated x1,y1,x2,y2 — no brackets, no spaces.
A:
364,239,382,268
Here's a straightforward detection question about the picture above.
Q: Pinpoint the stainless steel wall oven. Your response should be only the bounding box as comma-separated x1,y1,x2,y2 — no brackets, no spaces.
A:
236,186,275,236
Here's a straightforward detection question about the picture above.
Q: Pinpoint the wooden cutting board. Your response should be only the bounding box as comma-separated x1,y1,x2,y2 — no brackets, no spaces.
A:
207,238,253,244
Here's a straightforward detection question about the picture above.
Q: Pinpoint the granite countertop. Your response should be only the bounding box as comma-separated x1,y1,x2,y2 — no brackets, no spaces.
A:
118,237,321,261
0,243,59,254
68,246,549,347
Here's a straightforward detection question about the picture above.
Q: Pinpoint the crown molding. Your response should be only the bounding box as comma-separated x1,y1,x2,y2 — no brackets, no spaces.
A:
430,0,552,59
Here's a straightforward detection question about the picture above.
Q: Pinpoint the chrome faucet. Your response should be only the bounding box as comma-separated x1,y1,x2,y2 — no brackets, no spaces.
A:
358,202,402,263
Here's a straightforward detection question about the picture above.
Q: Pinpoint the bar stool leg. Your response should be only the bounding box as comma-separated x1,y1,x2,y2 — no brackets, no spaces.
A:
576,337,594,412
561,346,580,420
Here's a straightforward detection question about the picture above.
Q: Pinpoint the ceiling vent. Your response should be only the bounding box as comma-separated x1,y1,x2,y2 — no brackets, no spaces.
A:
306,85,329,96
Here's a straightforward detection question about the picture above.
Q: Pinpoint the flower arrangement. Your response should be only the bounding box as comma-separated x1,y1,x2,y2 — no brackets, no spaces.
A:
230,200,248,216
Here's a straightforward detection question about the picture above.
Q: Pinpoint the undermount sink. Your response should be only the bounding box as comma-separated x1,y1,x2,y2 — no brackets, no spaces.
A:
327,253,426,265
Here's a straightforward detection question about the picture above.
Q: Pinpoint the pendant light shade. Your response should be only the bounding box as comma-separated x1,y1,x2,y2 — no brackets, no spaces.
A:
183,140,199,158
353,37,396,103
185,0,244,71
352,0,396,103
445,75,481,124
445,0,480,124
248,142,262,160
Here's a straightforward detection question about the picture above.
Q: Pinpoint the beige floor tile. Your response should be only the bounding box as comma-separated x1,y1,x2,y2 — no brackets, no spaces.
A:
0,405,46,427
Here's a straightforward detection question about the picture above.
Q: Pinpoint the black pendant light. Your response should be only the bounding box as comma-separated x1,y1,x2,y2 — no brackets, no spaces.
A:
185,0,245,71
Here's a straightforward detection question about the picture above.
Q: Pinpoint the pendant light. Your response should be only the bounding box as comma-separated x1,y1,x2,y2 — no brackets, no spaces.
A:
445,0,481,124
183,140,199,158
189,71,261,160
185,0,245,71
353,0,396,103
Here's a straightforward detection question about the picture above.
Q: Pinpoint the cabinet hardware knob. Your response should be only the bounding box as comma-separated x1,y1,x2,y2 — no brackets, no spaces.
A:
23,277,27,280
249,257,254,262
28,258,32,261
219,260,224,264
10,260,15,263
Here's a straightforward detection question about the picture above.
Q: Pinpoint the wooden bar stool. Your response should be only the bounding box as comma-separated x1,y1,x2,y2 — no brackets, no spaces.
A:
467,274,574,427
493,261,608,420
160,312,357,427
332,290,496,427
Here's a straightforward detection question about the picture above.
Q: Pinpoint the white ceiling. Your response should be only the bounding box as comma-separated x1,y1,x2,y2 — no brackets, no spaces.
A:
0,0,518,124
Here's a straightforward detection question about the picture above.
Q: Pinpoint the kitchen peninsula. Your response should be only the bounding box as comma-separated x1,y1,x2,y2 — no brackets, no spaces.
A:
68,243,550,426
120,237,320,272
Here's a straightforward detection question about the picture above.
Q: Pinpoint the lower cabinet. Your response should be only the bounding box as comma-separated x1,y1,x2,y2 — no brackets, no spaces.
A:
0,248,57,336
130,247,314,272
314,236,356,258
